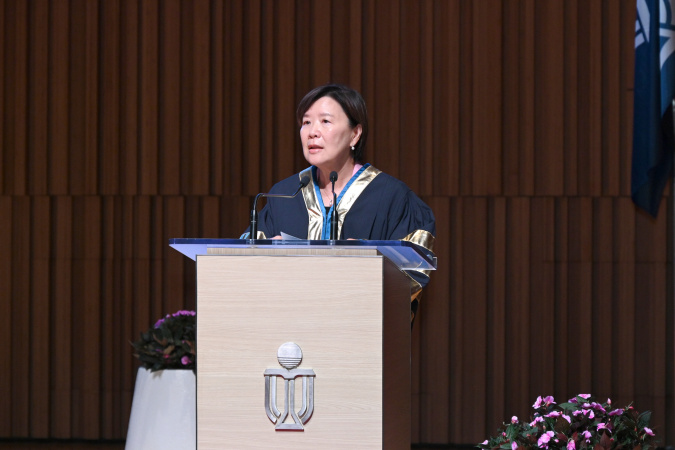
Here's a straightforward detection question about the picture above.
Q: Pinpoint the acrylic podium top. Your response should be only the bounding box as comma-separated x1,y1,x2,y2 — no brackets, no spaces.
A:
169,238,437,272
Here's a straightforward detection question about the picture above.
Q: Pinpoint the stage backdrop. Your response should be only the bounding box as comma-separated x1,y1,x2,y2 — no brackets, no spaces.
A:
0,0,672,445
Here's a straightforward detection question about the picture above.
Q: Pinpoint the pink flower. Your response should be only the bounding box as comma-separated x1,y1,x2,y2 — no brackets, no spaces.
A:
533,396,544,408
567,440,576,450
511,442,518,450
569,394,591,403
181,355,191,365
608,408,623,416
511,416,518,424
537,431,555,448
533,395,555,408
530,416,544,426
154,310,196,327
582,431,592,442
562,414,571,423
644,427,655,436
545,411,561,418
573,409,594,419
597,422,607,430
590,402,606,413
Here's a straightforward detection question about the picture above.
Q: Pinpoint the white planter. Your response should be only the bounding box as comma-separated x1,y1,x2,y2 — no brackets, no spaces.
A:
126,367,196,450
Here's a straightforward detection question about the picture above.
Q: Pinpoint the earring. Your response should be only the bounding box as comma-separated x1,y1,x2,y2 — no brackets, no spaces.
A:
351,146,355,151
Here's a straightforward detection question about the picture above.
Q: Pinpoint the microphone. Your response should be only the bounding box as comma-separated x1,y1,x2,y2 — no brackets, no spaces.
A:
329,171,338,240
249,174,310,240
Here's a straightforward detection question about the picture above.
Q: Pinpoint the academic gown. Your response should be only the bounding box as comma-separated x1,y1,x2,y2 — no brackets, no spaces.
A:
248,164,436,300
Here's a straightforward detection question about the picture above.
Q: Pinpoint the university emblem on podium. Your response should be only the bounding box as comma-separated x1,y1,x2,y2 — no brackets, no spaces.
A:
264,342,316,431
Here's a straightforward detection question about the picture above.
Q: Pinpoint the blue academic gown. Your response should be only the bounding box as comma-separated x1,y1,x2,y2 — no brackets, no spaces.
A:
249,164,436,297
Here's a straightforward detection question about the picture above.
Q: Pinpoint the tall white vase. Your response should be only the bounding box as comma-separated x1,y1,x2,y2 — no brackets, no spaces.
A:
126,367,196,450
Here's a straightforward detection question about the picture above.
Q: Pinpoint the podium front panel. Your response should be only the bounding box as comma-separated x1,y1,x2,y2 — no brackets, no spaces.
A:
196,254,410,449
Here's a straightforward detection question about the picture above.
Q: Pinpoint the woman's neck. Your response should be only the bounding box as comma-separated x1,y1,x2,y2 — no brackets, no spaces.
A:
316,161,357,192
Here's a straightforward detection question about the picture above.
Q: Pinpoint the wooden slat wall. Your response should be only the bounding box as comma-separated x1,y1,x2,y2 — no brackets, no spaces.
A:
0,0,672,445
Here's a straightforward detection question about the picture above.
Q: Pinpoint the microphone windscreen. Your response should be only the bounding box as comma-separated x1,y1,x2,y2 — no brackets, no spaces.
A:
299,174,310,187
329,171,338,183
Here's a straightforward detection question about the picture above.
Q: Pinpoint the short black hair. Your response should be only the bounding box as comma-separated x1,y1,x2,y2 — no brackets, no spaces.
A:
296,84,369,164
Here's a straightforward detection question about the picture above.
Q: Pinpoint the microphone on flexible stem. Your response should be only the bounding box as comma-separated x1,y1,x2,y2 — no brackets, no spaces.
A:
329,171,338,240
249,175,310,241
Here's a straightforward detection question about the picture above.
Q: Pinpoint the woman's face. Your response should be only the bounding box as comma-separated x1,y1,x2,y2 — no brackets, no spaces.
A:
300,96,361,170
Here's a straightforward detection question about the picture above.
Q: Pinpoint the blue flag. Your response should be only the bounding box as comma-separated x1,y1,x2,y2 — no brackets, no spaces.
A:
632,0,675,217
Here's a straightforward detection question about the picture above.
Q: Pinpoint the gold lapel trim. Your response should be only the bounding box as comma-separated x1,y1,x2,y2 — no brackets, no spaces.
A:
335,165,381,237
300,167,324,240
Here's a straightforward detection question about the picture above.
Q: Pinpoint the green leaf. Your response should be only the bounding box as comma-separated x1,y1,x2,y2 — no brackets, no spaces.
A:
504,424,519,440
636,410,651,427
559,402,579,410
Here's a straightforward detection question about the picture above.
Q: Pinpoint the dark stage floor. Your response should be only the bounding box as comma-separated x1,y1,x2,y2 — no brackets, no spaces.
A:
0,441,478,450
0,442,124,450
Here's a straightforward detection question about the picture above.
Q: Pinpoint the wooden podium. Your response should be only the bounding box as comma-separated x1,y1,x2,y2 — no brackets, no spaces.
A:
170,239,436,450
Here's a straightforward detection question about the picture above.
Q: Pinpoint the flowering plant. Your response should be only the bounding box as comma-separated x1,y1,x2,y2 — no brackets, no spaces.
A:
478,394,657,450
131,310,196,372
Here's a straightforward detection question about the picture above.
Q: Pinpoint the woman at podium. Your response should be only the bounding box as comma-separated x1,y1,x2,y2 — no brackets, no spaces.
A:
245,84,435,301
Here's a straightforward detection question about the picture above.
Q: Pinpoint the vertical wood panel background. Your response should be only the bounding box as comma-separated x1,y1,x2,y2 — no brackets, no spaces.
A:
0,0,673,445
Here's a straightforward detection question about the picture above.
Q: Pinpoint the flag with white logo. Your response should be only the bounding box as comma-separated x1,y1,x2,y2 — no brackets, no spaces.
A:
632,0,675,217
